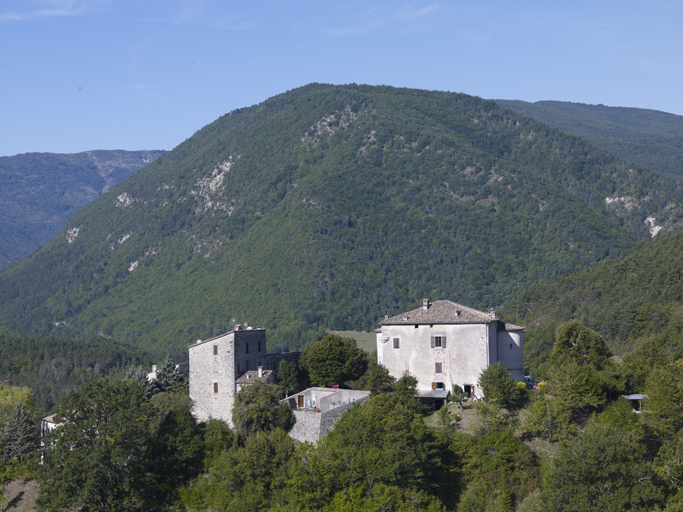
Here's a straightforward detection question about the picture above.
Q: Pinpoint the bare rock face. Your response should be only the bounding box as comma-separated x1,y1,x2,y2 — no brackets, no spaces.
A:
0,149,165,269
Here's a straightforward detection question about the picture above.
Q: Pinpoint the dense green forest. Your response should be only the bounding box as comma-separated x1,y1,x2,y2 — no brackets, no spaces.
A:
1,84,683,354
0,150,165,269
4,327,683,511
496,99,683,179
501,229,683,379
0,330,152,414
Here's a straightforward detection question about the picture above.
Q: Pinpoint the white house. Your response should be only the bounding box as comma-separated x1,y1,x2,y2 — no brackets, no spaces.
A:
377,299,524,401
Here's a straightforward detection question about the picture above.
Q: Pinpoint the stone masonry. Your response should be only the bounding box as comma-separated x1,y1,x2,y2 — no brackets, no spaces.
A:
283,387,370,444
188,325,299,426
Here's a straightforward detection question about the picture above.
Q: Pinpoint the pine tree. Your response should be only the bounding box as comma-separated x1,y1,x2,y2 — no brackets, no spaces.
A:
145,356,184,398
1,401,39,462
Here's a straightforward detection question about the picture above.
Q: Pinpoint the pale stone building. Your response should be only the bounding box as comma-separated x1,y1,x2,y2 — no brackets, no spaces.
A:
282,387,370,444
377,299,524,401
188,325,299,426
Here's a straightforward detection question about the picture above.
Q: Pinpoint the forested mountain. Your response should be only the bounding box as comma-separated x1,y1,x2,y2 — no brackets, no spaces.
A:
0,149,165,269
1,84,683,354
501,229,683,376
496,99,683,178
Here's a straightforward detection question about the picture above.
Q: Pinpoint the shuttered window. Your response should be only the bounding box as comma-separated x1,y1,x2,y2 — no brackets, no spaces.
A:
431,334,447,348
393,338,400,349
435,362,442,373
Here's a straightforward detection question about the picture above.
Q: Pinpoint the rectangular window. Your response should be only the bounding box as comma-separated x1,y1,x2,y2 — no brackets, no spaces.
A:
435,382,445,389
510,343,512,349
246,361,250,371
213,383,218,393
435,362,442,373
393,337,400,349
258,341,261,352
431,334,447,349
246,343,249,354
213,345,218,355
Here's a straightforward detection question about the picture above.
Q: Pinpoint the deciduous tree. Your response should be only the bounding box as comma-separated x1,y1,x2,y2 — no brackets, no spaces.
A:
232,381,295,440
301,334,367,387
36,380,156,512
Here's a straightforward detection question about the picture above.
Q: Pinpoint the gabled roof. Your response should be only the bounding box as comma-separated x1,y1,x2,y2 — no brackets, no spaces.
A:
382,300,496,325
381,299,524,331
235,369,274,384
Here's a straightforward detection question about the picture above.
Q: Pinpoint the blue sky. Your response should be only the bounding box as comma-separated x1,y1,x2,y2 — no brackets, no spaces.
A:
1,0,681,156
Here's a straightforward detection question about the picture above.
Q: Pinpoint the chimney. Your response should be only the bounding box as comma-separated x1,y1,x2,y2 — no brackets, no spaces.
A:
258,366,263,378
152,365,157,373
235,324,241,331
423,298,430,311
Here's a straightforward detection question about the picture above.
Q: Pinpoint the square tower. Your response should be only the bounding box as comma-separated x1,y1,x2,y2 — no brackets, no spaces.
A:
188,325,266,426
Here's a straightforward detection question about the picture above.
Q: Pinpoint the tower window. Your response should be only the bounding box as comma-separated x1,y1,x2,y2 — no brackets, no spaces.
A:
213,345,218,355
213,383,218,393
246,343,249,354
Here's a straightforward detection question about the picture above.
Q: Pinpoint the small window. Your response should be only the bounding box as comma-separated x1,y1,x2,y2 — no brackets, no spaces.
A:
510,343,512,349
435,362,442,373
258,361,262,368
258,341,261,352
246,361,250,371
393,337,400,349
431,334,447,349
414,325,418,329
431,382,445,390
246,343,249,354
213,345,218,355
237,363,241,374
213,383,218,394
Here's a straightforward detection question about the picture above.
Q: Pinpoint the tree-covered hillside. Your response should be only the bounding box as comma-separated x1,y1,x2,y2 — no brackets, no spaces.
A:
0,149,165,269
501,229,683,376
0,330,151,414
496,99,683,179
1,84,682,354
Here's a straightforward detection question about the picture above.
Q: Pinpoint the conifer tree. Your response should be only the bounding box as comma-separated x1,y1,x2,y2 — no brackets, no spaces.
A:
0,400,39,462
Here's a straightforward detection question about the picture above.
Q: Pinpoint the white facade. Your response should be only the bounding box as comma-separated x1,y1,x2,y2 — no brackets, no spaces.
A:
377,299,524,398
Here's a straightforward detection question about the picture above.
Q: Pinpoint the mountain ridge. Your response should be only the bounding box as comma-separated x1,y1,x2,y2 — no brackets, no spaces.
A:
0,149,166,269
1,84,682,353
495,99,683,178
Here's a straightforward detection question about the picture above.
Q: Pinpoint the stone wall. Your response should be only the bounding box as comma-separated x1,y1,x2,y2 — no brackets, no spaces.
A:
289,410,322,444
285,388,370,444
189,327,301,427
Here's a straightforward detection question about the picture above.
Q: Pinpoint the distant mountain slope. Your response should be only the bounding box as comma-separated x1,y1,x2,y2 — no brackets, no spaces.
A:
1,84,683,354
501,229,683,374
495,100,683,178
0,150,165,269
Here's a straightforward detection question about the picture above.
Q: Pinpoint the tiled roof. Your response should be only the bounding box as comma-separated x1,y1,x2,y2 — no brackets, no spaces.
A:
235,369,274,384
503,322,525,331
381,299,498,326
